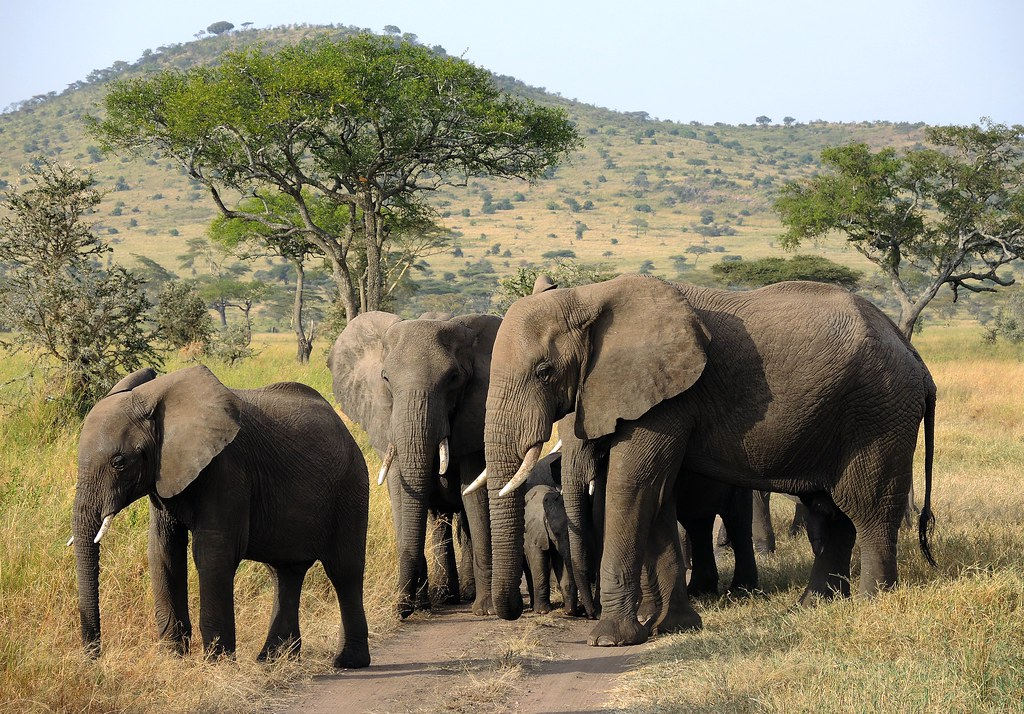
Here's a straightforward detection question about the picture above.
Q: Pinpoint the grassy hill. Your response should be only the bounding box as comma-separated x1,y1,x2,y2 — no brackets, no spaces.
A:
0,23,996,322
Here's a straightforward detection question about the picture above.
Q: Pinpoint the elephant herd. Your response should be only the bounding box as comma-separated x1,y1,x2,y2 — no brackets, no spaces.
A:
70,273,936,666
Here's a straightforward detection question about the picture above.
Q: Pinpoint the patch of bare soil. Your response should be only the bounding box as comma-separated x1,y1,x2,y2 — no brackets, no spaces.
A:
273,605,649,714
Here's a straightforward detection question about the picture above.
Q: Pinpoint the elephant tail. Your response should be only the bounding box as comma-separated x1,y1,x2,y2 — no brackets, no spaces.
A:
918,377,937,567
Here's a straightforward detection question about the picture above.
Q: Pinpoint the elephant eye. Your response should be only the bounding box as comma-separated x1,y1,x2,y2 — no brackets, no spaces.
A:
110,454,127,470
381,370,389,383
535,361,554,383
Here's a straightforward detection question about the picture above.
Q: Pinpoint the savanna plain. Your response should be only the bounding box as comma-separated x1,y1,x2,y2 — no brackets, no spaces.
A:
1,325,1022,713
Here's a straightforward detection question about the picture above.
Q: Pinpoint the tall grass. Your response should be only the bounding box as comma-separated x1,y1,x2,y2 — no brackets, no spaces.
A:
2,326,1022,712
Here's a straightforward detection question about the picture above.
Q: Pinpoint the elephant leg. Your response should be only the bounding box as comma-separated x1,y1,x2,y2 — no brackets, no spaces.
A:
148,501,191,654
682,514,719,597
460,465,494,616
798,497,856,605
526,546,552,614
752,490,776,554
323,552,371,669
722,489,758,594
258,561,312,661
192,536,239,658
553,535,579,616
587,413,693,647
648,497,702,635
790,501,810,538
456,514,475,602
848,462,913,598
430,513,460,605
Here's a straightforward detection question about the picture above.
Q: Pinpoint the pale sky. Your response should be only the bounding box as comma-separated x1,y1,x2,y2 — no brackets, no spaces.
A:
2,0,1022,125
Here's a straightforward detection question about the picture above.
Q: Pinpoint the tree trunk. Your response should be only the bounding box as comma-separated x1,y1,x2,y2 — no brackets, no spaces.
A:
292,259,312,364
362,194,384,312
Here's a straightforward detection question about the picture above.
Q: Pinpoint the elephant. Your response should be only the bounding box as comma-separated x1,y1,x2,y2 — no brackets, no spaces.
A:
484,275,936,647
328,311,500,618
556,418,756,618
71,366,370,668
522,452,578,615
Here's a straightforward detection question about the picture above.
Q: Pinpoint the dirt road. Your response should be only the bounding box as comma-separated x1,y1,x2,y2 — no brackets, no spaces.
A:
274,605,648,714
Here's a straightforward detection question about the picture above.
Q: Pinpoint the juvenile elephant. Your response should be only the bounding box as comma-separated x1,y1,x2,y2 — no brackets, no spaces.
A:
72,366,370,668
522,452,578,615
485,275,936,647
329,311,500,618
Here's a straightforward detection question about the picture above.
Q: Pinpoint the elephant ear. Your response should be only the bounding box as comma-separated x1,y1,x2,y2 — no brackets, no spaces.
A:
327,311,401,454
449,313,502,455
105,367,158,397
533,274,558,294
132,366,242,499
574,275,709,441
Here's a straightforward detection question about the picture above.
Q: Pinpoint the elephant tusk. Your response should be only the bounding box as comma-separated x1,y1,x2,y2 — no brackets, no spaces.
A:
93,515,113,544
547,439,562,455
66,536,75,547
462,468,487,496
439,437,450,475
377,443,396,486
498,444,543,497
589,480,596,497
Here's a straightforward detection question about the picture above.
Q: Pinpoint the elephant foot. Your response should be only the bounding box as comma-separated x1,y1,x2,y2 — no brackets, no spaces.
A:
333,643,370,669
797,582,849,607
655,605,703,635
636,598,658,625
686,573,719,599
533,600,552,615
587,615,651,647
472,593,494,616
257,637,300,662
754,541,776,555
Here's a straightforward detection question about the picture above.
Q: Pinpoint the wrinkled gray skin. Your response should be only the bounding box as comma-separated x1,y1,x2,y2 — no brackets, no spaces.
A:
523,452,578,615
485,275,936,647
329,312,500,618
72,366,370,668
557,421,756,620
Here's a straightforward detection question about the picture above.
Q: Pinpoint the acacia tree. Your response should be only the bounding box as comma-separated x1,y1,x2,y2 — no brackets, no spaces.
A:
89,34,581,322
774,120,1024,338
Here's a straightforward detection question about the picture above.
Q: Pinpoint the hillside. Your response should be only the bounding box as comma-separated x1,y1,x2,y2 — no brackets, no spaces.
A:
0,23,991,322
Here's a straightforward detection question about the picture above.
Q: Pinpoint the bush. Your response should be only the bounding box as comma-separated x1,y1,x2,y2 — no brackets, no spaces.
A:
154,282,214,349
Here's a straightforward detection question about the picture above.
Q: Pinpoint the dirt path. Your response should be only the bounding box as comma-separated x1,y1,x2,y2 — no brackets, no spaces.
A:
274,605,648,714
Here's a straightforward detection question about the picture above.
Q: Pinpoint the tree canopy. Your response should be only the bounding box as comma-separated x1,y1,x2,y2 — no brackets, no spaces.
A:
89,34,582,322
774,119,1024,337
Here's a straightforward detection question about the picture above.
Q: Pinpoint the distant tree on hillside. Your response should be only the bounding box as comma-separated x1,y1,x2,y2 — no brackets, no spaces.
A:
755,115,772,126
383,25,401,35
90,35,580,323
711,255,863,290
783,116,796,127
206,21,234,35
774,119,1024,338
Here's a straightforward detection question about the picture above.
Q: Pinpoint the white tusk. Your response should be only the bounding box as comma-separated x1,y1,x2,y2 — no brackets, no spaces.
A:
547,439,562,455
66,536,75,547
498,444,543,498
439,437,450,475
377,443,396,486
589,480,596,497
462,468,487,496
93,515,113,544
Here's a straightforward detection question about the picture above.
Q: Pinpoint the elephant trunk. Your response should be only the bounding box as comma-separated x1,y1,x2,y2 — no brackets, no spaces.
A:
392,390,447,618
562,470,599,619
72,487,104,656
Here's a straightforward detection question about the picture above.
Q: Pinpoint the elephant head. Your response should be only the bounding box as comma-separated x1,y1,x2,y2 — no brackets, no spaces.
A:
328,311,500,616
72,366,241,655
484,275,708,620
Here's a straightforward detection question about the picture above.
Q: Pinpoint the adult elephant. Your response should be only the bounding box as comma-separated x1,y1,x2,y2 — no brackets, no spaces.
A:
329,311,500,617
71,366,370,668
485,275,935,647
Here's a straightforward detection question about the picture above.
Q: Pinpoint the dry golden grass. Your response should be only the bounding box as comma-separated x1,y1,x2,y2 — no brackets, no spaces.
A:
2,325,1023,712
